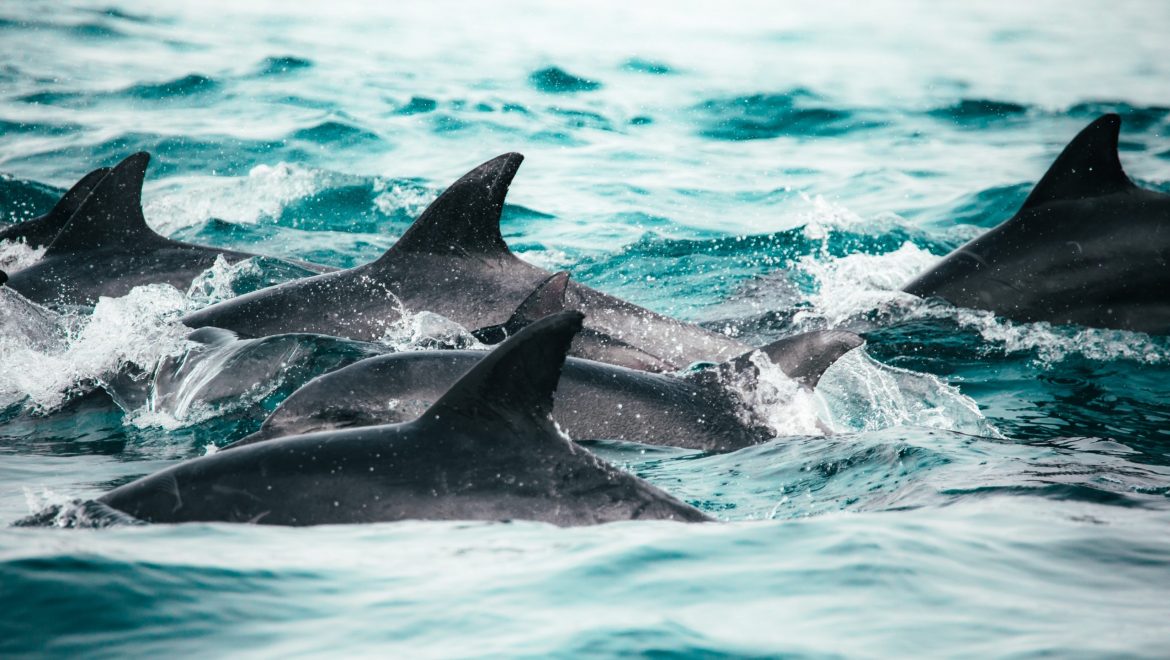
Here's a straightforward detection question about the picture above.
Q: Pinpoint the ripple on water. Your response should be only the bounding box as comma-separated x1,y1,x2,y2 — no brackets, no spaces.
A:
529,66,602,93
289,120,384,148
694,90,886,140
937,182,1030,229
1067,100,1170,131
15,132,312,178
926,98,1031,127
119,74,221,101
394,96,438,115
0,176,60,223
254,55,313,77
621,57,676,75
0,118,83,137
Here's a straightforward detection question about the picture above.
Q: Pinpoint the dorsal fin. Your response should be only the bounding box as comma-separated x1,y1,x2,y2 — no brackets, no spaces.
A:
45,153,162,255
381,153,523,259
1020,114,1135,211
418,310,583,432
0,167,109,247
40,167,110,227
472,271,570,344
719,329,864,388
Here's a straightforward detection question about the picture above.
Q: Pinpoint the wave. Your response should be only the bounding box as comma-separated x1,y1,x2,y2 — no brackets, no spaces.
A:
927,98,1030,126
621,58,675,75
121,74,220,101
10,132,310,178
0,176,61,223
289,120,384,147
694,90,887,140
254,55,313,77
529,66,602,93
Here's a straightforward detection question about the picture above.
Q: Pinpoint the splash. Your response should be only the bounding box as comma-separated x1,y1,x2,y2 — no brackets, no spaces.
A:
791,239,1167,367
816,348,1001,437
144,163,437,236
186,255,263,305
515,247,576,272
0,286,63,351
797,194,868,241
795,241,937,327
371,177,435,218
718,351,829,437
941,307,1170,366
143,163,334,234
15,494,143,528
379,311,485,351
0,284,192,411
124,332,383,430
0,239,46,272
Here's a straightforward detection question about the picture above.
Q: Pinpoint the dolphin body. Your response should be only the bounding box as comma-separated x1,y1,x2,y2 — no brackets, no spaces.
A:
472,270,863,384
904,114,1170,334
183,153,785,372
4,153,330,308
225,272,860,452
103,326,385,423
223,340,840,453
65,312,709,526
0,167,110,248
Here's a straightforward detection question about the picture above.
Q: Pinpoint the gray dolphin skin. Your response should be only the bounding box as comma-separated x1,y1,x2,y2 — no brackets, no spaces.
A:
0,167,110,249
229,350,770,452
226,273,860,452
474,269,863,387
103,326,384,419
903,114,1170,334
228,325,859,452
90,311,710,526
182,153,762,372
4,153,330,308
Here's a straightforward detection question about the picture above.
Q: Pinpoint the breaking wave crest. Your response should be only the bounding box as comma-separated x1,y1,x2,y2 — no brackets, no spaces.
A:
0,239,46,272
0,284,191,412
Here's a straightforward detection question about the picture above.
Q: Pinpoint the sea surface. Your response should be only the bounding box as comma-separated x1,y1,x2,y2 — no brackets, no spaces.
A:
2,0,1170,656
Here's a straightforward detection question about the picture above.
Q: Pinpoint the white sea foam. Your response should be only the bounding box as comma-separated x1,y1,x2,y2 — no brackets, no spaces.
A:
0,239,46,272
794,241,937,327
379,310,485,351
792,239,1169,366
816,348,1001,437
0,284,192,411
515,247,576,272
939,307,1170,366
722,351,830,437
796,194,867,243
371,178,436,218
186,254,266,305
144,163,323,234
144,163,437,236
0,286,64,351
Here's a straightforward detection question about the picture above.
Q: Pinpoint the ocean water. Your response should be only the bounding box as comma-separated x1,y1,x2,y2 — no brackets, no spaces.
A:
2,0,1170,656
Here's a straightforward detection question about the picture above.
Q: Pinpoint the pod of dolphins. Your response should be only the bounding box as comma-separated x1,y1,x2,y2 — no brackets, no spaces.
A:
6,113,1169,527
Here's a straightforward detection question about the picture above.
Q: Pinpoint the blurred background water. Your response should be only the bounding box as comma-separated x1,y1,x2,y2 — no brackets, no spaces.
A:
1,0,1169,656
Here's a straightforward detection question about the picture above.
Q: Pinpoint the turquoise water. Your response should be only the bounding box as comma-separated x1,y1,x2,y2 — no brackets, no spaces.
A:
3,0,1170,656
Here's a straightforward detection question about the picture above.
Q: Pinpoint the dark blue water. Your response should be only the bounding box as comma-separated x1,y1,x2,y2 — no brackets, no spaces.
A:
2,1,1170,656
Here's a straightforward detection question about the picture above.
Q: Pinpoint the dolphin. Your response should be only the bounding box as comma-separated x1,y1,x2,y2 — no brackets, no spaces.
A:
182,153,774,372
36,311,709,526
4,153,331,308
103,326,385,423
475,270,863,387
468,270,726,371
226,276,862,452
0,167,110,249
903,114,1170,334
224,332,857,453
